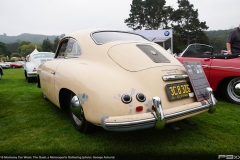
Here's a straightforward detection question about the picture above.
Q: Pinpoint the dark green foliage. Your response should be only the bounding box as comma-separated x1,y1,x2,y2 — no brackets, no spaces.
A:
0,41,12,57
42,38,53,52
206,29,233,53
19,43,42,57
6,42,20,53
124,0,167,30
10,53,21,58
171,0,209,52
125,0,209,53
53,37,60,53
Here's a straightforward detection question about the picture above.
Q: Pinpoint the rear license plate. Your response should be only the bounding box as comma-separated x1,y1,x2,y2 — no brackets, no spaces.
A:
166,82,193,101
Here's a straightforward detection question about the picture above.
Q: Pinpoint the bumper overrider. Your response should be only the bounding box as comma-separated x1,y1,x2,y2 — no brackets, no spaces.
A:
101,87,217,132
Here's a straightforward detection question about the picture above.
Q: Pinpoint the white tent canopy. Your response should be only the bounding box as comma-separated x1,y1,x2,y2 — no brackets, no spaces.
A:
30,48,39,54
130,29,173,53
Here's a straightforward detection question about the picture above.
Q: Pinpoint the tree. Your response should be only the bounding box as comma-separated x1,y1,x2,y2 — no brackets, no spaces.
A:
171,0,209,52
19,43,42,57
124,0,169,30
53,37,60,52
0,41,11,57
18,41,32,54
6,42,20,53
11,53,21,58
42,38,53,52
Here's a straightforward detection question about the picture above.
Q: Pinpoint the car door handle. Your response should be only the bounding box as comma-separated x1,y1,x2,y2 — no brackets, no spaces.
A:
202,65,209,68
51,71,55,75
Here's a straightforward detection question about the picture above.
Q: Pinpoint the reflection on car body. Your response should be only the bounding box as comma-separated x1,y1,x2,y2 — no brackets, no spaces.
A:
37,29,217,134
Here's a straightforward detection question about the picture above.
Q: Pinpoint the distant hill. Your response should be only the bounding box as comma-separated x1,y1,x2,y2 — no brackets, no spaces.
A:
204,29,234,53
0,33,65,44
205,29,233,38
0,29,235,53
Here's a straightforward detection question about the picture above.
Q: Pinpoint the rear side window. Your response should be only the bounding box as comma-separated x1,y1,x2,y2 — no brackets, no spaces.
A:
56,38,81,58
92,31,149,44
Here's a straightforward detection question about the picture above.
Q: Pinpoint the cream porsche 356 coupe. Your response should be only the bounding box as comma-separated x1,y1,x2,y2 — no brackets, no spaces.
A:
37,29,217,134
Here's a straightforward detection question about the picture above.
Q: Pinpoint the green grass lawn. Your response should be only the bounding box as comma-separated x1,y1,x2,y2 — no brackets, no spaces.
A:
0,68,240,160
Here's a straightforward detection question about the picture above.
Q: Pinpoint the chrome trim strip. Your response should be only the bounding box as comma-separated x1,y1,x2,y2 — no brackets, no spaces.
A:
90,30,149,45
102,117,156,132
209,66,240,70
105,117,156,127
164,103,211,121
162,74,188,81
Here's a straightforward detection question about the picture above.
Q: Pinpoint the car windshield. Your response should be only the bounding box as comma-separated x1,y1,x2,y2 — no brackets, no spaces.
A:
92,31,149,44
33,53,54,59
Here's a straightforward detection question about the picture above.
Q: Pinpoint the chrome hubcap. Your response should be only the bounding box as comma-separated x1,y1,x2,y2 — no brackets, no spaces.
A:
70,95,84,125
227,78,240,102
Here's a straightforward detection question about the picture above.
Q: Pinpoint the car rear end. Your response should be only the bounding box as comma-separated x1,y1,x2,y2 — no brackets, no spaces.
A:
101,41,217,131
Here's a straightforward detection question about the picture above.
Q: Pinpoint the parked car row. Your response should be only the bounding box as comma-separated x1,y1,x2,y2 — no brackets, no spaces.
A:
0,62,10,69
0,61,24,69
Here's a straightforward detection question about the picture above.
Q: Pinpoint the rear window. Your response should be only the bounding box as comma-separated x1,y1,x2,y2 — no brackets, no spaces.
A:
91,31,149,44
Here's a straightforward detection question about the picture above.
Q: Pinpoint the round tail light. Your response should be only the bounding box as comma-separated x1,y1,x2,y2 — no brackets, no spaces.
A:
121,94,132,104
136,93,146,102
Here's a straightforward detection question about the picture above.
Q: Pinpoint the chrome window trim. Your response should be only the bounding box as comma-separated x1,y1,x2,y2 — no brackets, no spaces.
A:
55,37,81,59
90,30,149,45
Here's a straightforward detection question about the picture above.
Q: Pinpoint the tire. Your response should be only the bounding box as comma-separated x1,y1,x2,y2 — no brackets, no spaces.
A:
0,74,2,80
27,77,32,83
42,93,48,100
12,66,15,68
223,77,240,104
24,71,27,80
68,92,95,133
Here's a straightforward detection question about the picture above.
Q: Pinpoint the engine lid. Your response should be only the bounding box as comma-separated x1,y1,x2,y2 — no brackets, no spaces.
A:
108,43,178,72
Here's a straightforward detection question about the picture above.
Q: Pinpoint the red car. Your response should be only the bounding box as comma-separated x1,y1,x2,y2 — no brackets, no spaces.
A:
176,43,240,104
9,62,23,68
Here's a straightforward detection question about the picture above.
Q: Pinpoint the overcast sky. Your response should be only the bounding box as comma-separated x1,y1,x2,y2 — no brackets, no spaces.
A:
0,0,239,36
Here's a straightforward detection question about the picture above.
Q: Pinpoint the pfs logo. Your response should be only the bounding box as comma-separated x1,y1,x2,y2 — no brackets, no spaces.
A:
218,155,240,159
164,31,170,36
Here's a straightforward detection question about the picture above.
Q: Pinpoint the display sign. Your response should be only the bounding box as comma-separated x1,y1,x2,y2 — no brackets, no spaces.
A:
183,61,210,101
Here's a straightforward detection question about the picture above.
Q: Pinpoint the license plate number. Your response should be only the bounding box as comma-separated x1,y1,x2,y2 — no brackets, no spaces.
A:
166,82,192,101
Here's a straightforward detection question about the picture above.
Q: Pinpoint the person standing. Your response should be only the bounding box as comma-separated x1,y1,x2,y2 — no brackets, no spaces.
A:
226,24,240,54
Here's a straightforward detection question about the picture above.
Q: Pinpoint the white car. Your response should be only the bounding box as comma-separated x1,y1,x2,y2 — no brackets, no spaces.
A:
0,62,10,69
24,52,54,83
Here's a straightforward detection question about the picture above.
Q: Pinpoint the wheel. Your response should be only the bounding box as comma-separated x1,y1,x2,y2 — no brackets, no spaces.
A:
68,92,94,133
27,76,32,83
42,93,48,100
12,66,15,68
223,77,240,104
24,71,27,80
0,73,2,80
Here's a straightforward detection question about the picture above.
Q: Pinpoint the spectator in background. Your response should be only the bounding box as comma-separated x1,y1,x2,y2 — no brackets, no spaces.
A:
226,24,240,54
